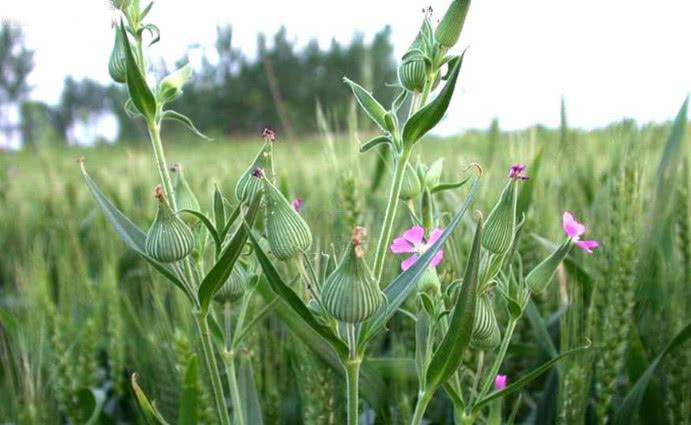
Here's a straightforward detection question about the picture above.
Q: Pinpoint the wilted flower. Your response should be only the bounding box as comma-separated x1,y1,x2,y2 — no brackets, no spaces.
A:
251,167,264,178
495,374,508,390
562,212,599,253
292,198,303,212
509,163,529,180
390,225,444,271
262,127,276,142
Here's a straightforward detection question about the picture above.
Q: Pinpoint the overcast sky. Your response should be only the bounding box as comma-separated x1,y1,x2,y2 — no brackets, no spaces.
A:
3,0,691,132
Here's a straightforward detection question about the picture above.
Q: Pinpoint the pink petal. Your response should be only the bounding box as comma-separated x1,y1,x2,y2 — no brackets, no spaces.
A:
401,254,419,271
402,225,425,246
575,240,599,254
495,374,508,390
390,237,415,254
430,250,444,268
427,228,444,246
562,211,586,239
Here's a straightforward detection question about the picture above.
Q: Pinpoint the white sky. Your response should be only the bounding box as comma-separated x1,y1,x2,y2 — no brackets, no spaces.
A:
3,0,691,132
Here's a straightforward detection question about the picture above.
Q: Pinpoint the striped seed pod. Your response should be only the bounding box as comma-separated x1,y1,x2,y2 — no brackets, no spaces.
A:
214,264,248,303
525,239,572,293
170,163,200,224
263,177,312,261
482,179,517,254
145,186,194,263
435,0,471,48
235,142,273,202
321,227,385,323
398,55,428,93
470,294,501,350
108,27,127,84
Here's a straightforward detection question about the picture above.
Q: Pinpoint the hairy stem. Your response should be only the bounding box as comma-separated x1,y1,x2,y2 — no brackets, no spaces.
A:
223,352,245,425
372,147,412,283
410,391,433,425
345,358,362,425
195,314,231,425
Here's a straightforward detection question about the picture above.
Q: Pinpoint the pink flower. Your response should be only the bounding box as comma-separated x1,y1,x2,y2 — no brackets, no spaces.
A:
509,163,529,180
495,374,508,390
251,167,264,178
562,212,599,254
390,225,444,271
262,127,276,142
292,198,303,212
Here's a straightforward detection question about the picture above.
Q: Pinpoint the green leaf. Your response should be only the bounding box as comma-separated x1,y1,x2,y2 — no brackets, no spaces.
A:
430,176,471,194
178,355,199,425
161,110,213,141
516,147,544,219
219,201,243,242
472,345,590,413
392,89,409,114
253,279,387,410
360,135,393,153
249,233,348,358
343,77,389,131
425,215,482,391
525,300,558,359
182,209,221,256
138,23,160,46
197,194,261,313
613,321,691,425
131,374,171,425
213,185,226,231
0,306,17,333
79,160,187,295
74,387,105,425
359,176,480,348
238,356,264,425
119,22,157,121
402,54,464,146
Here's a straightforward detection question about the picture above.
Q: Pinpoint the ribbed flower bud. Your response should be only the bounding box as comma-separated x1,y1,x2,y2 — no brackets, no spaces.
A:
158,64,192,104
399,163,422,200
470,294,501,350
398,56,428,93
145,186,195,263
214,264,248,303
320,227,385,323
525,240,572,293
235,142,273,202
171,163,200,224
482,179,517,254
108,27,127,84
435,0,471,48
263,177,312,261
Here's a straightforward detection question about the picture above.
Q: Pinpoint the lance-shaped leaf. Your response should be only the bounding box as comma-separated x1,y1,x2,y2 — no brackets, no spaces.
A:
178,355,199,425
613,321,691,425
182,209,221,256
161,110,213,141
424,215,482,391
253,278,387,410
119,22,157,121
402,54,464,147
131,374,172,425
343,77,389,131
197,194,262,313
360,135,393,153
79,160,187,295
249,232,348,358
213,185,225,230
238,356,264,425
471,345,590,413
358,177,480,349
219,202,243,243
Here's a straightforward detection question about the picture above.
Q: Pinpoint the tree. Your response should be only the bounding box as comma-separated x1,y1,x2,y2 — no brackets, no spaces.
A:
0,22,34,148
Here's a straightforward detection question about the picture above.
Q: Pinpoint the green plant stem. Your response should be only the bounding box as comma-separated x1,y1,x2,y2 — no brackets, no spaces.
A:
223,352,245,425
345,358,362,425
373,147,412,283
410,390,433,425
195,313,231,425
477,317,519,400
146,122,176,207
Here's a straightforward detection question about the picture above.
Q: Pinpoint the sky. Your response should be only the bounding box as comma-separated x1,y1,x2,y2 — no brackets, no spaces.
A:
3,0,691,133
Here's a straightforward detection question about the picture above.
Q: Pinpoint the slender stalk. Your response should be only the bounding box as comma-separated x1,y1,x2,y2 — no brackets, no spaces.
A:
345,358,362,425
477,318,519,400
410,391,433,425
223,353,245,425
195,313,231,425
372,147,412,283
146,123,176,207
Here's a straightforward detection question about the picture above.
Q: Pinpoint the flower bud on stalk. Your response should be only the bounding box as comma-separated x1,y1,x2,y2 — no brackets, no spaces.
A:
482,164,527,254
214,264,248,303
321,227,385,323
158,64,193,103
399,163,422,200
145,185,195,263
525,240,572,293
435,0,471,48
470,294,501,350
171,163,200,224
398,14,433,92
235,135,275,202
263,174,312,261
108,26,128,83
